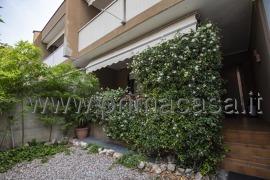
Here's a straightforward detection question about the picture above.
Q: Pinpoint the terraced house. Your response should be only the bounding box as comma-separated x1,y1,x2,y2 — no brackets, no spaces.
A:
33,0,270,179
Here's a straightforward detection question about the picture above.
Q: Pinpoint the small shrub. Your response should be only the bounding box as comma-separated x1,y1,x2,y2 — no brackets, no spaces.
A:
117,152,146,168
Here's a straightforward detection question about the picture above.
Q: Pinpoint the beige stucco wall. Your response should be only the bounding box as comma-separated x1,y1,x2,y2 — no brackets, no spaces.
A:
251,0,270,121
33,31,49,59
65,0,100,58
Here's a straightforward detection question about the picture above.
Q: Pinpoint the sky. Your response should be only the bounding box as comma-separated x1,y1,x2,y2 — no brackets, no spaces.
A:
0,0,64,45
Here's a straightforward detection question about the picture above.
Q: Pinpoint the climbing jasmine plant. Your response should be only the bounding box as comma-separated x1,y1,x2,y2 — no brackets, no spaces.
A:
102,22,225,175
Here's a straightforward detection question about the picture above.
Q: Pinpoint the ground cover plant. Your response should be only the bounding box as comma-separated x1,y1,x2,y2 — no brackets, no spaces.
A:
86,144,103,154
116,152,146,169
0,142,69,173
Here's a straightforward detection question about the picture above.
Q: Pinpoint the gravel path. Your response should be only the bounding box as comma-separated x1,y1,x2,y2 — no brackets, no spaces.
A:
0,147,153,180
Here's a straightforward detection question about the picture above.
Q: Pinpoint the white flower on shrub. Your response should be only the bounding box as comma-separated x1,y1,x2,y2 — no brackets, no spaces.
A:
184,71,189,77
182,37,188,41
172,54,177,58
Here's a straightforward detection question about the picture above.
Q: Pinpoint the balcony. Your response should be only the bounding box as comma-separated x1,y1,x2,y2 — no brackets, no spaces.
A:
42,1,66,45
78,0,161,51
43,45,67,67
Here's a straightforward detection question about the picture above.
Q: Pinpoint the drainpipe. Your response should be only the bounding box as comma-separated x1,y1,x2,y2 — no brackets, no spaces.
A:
122,0,127,25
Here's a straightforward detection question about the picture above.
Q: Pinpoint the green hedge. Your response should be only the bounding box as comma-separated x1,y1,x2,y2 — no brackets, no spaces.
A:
102,22,225,175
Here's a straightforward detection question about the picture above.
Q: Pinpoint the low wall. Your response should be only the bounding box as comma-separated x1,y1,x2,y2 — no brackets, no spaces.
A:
0,105,63,149
0,106,112,149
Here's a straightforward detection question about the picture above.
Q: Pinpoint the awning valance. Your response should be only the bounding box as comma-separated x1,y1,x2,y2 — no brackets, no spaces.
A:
86,15,197,73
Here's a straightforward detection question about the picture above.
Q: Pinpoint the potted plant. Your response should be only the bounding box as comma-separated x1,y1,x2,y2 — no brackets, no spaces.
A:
74,113,90,140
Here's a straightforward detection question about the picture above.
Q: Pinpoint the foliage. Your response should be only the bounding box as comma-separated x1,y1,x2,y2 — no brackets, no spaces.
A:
86,144,102,154
116,152,146,168
71,113,90,128
0,41,46,98
0,41,46,145
101,23,225,175
36,63,99,131
36,63,99,98
0,89,16,114
0,144,68,173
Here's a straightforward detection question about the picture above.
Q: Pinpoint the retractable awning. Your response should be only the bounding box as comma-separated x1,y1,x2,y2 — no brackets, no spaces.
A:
85,15,197,73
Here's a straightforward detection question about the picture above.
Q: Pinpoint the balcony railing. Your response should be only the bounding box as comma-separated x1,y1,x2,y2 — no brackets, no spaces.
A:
78,0,161,51
43,45,67,67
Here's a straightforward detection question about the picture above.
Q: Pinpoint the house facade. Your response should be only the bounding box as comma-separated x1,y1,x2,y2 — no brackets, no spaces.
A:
33,0,270,178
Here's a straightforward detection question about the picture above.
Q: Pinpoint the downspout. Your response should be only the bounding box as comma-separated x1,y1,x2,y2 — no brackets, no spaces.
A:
122,0,127,25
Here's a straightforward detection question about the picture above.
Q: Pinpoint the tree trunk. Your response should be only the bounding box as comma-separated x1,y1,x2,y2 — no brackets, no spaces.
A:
49,125,53,142
8,120,15,148
21,100,25,146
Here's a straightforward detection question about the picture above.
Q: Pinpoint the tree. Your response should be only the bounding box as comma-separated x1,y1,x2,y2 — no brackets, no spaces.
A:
0,41,46,145
35,63,99,138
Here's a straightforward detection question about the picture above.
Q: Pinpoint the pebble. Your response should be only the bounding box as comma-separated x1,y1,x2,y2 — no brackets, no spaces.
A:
138,161,145,169
167,163,176,172
0,147,152,180
113,152,123,159
195,172,203,180
185,168,193,174
160,164,167,172
151,164,162,174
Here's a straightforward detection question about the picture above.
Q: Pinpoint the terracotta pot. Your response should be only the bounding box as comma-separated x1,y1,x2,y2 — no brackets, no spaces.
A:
75,127,89,140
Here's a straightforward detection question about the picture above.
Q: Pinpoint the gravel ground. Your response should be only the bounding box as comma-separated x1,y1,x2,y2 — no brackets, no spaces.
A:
0,147,154,180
